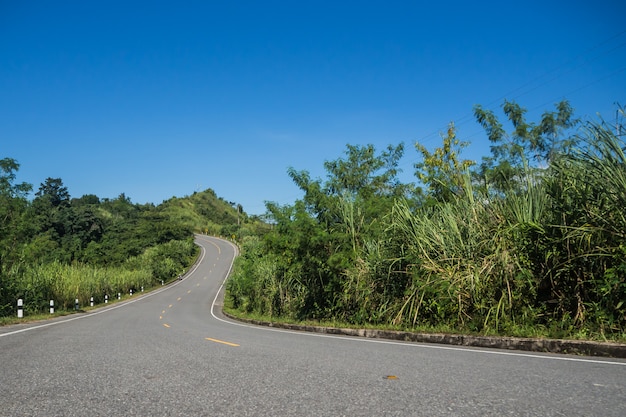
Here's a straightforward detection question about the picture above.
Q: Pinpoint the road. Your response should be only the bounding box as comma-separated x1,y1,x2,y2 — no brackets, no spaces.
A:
1,235,625,416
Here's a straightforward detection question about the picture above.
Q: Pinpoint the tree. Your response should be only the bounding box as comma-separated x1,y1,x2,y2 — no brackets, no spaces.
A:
35,177,70,208
473,99,577,192
72,194,100,206
0,158,33,314
323,143,406,199
258,143,410,320
0,158,32,199
31,178,71,250
414,122,475,202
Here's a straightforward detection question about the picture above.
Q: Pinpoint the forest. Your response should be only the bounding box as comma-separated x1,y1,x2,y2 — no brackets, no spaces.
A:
0,166,252,318
226,100,626,342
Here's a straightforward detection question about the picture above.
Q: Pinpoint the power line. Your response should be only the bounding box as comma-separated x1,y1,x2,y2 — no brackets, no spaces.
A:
413,29,626,148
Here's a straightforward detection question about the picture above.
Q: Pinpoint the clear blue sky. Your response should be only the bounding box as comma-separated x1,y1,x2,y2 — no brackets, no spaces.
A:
2,1,625,215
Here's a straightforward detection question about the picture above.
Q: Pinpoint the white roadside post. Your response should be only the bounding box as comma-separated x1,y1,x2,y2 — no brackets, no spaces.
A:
50,300,54,314
17,299,23,318
105,294,108,304
117,292,121,300
74,298,79,311
90,296,94,307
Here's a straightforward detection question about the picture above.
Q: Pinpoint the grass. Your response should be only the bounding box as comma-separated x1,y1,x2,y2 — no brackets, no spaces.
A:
223,298,626,344
0,268,191,327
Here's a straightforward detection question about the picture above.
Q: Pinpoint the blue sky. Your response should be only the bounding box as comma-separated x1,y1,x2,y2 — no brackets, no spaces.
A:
2,1,625,215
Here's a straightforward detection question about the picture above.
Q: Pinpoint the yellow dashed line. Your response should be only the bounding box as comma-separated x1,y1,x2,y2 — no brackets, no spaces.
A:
187,290,191,294
169,304,173,308
177,297,182,301
205,337,239,347
163,323,170,328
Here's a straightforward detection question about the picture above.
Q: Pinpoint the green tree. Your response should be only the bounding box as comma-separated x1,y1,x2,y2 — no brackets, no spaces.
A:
35,177,70,207
0,158,32,198
323,143,406,199
250,144,409,320
0,158,32,314
30,178,75,261
414,122,475,202
473,100,577,192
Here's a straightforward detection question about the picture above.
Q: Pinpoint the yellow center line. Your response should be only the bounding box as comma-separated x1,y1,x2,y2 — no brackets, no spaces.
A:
162,310,166,314
163,323,170,328
187,290,191,294
168,304,173,308
177,297,182,301
204,238,221,254
205,337,239,347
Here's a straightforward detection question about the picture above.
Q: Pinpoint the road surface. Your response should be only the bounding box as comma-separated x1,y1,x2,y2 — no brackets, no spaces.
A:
1,235,624,416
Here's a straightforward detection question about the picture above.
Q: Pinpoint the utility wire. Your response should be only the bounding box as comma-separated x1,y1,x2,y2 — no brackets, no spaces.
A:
413,29,626,148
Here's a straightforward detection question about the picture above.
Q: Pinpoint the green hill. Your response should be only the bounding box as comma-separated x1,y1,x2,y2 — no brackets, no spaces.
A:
0,162,266,318
158,188,241,235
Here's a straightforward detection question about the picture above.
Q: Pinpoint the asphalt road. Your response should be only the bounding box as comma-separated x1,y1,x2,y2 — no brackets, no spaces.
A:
1,235,625,416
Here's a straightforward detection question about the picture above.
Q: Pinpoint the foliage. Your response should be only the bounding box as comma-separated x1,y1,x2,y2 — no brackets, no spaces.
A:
5,99,624,342
0,158,33,315
227,101,626,341
473,100,577,192
542,116,626,335
414,122,475,202
15,261,152,312
0,167,247,316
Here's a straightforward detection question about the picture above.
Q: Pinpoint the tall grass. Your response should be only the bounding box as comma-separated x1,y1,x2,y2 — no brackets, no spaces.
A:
388,170,547,332
15,261,152,311
227,235,306,318
544,120,626,334
8,238,198,315
384,121,626,337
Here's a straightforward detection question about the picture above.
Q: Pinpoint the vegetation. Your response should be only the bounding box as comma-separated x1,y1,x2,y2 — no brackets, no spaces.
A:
227,101,626,342
0,161,253,318
4,99,624,344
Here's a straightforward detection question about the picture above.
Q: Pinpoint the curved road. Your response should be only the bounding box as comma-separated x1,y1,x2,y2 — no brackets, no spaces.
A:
1,235,624,416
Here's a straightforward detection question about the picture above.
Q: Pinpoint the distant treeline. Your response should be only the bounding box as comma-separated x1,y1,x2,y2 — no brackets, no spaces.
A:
227,100,626,341
0,165,254,316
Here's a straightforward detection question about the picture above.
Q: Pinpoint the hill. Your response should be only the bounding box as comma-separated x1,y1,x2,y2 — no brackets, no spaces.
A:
0,163,266,317
158,188,240,235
